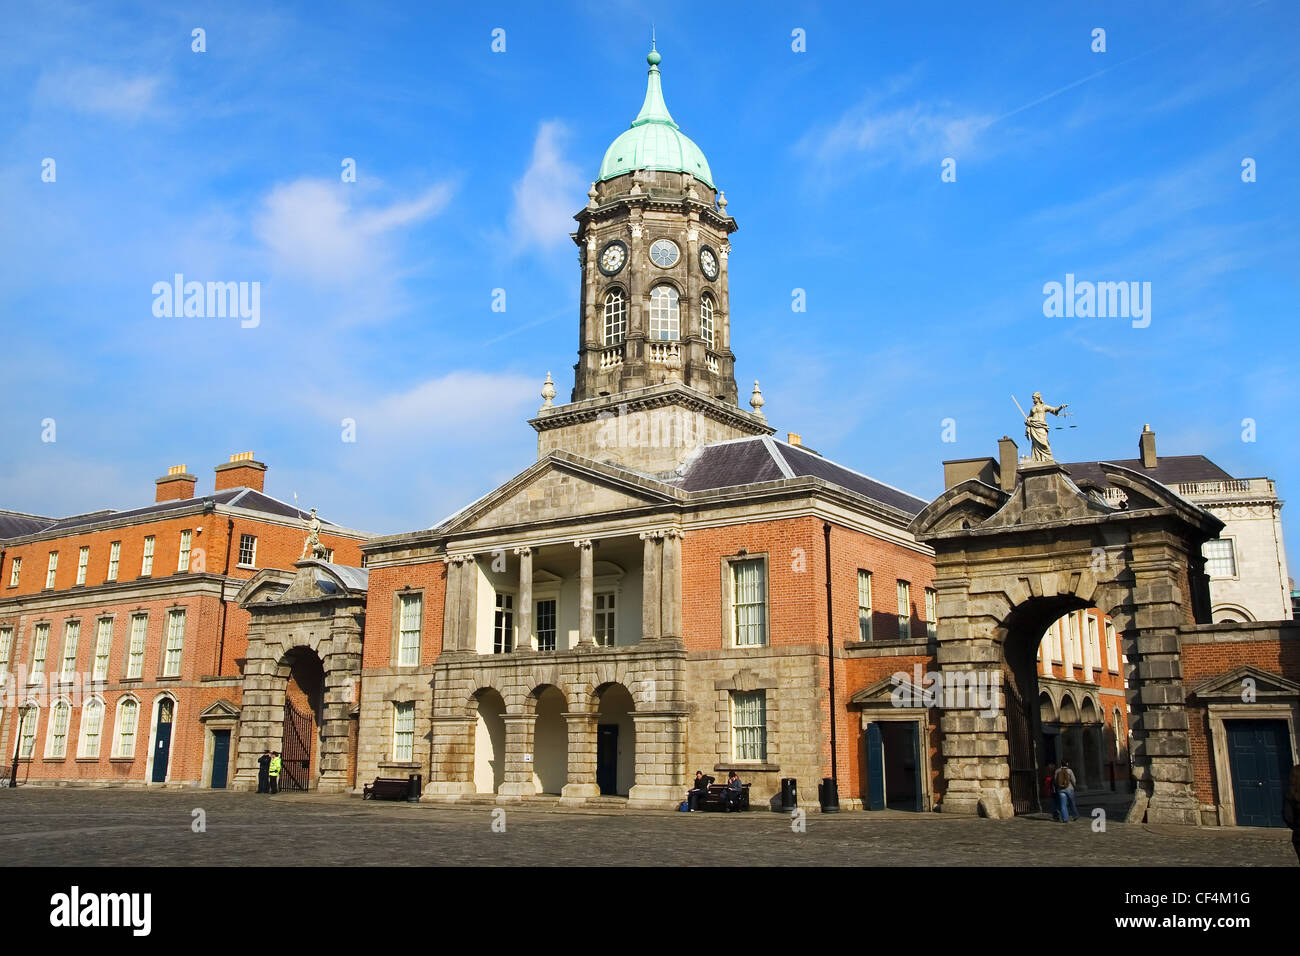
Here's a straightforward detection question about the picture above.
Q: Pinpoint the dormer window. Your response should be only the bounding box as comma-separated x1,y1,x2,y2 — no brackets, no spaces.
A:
649,285,680,340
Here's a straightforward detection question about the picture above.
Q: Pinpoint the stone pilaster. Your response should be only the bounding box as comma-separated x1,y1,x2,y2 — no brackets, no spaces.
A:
626,712,688,808
640,531,662,641
660,530,683,641
497,714,537,799
559,712,600,803
458,555,479,652
422,715,476,800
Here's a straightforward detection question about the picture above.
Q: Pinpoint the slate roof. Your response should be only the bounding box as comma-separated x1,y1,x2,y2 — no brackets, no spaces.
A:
672,436,929,517
1061,455,1234,490
0,510,58,540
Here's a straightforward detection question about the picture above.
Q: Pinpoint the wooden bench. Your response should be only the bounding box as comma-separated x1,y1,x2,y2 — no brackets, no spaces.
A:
363,777,413,801
699,782,750,812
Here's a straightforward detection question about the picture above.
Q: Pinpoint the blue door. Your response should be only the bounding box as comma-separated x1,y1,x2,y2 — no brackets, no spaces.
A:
210,730,231,789
865,722,884,810
151,700,174,783
1226,719,1292,827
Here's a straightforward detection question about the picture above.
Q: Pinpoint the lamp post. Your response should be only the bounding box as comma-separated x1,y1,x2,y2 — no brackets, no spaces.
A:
8,704,30,789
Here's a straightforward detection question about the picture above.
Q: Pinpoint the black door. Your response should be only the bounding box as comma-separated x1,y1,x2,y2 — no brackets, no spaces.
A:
1226,719,1292,827
151,700,173,783
865,723,884,810
210,730,231,789
596,724,619,795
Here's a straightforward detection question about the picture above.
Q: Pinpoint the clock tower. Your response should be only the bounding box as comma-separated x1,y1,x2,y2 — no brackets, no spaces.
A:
530,44,772,475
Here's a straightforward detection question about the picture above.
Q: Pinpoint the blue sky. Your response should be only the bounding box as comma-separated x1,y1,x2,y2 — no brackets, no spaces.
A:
1,1,1297,570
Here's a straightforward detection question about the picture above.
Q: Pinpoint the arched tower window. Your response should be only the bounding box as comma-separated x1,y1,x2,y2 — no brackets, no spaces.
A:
649,285,680,340
700,294,715,349
603,289,627,346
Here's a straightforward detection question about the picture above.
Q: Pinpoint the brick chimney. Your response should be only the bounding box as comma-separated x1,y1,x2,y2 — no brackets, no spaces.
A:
1139,424,1157,469
214,451,267,492
155,464,197,503
787,433,802,446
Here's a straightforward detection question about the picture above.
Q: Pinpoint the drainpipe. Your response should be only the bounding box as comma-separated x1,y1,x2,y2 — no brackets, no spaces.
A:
216,518,234,677
822,522,840,812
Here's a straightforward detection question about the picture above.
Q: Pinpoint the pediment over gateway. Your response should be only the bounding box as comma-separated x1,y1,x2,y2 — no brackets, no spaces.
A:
444,453,682,534
1191,665,1300,702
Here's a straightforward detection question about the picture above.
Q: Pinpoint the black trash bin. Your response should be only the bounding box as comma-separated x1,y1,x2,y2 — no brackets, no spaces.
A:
407,773,422,803
818,777,840,813
779,777,798,810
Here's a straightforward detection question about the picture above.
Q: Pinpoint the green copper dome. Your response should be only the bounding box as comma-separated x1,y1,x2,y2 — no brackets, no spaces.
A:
597,46,714,189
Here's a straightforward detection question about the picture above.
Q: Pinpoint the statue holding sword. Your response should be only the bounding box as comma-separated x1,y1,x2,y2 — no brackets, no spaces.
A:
1014,392,1071,462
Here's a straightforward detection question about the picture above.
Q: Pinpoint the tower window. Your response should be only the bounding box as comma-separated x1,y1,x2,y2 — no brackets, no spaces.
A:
700,294,715,349
648,285,680,341
603,289,627,345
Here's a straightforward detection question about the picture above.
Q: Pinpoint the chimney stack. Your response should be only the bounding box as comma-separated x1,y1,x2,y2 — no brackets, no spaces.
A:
214,451,267,493
787,433,802,447
155,464,197,503
1139,424,1157,469
997,436,1018,493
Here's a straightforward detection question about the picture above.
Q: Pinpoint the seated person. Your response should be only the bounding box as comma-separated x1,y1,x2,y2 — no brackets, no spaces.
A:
686,770,712,811
724,770,744,811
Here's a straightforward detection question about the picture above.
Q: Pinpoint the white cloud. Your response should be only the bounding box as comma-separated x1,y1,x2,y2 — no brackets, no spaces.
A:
326,370,539,441
35,66,161,120
509,121,584,252
253,178,453,282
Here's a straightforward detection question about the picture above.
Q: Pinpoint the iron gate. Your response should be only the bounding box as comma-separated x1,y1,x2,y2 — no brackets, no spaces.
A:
280,701,312,792
1006,682,1039,815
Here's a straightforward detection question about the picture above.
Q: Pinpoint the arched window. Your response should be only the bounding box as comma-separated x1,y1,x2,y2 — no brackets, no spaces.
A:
45,698,71,758
113,697,140,758
700,294,715,349
648,285,680,341
603,289,627,345
79,697,105,759
17,703,39,759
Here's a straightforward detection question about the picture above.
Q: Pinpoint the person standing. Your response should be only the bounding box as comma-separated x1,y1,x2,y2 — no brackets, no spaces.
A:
1044,762,1059,821
1055,761,1079,822
268,751,282,794
257,749,272,794
1284,765,1300,864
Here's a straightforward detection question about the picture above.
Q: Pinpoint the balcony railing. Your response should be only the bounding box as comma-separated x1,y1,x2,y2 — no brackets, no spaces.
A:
1176,479,1267,498
599,344,624,370
705,352,720,373
648,342,681,364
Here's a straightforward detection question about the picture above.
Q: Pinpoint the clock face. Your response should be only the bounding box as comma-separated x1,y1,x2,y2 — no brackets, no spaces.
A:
598,240,628,276
649,238,680,268
699,245,719,280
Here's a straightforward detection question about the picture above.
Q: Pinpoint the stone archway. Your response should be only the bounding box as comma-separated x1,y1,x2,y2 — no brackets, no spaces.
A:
911,460,1222,824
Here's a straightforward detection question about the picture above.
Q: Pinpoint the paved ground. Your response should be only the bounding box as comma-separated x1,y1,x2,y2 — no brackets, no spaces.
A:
0,787,1294,867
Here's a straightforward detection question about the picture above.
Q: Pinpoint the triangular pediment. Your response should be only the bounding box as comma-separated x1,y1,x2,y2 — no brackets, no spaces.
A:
1192,665,1300,702
849,674,930,708
443,452,683,535
199,699,241,721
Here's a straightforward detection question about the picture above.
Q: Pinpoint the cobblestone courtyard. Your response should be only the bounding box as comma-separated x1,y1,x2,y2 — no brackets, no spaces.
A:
0,788,1294,866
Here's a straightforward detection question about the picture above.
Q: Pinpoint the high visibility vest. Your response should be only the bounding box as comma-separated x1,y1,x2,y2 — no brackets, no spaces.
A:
269,757,281,775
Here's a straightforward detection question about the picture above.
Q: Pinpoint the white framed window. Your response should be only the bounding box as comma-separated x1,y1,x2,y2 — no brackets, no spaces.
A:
8,556,20,587
648,285,680,340
140,536,155,576
536,598,557,652
925,587,938,639
595,592,617,647
897,580,912,640
393,701,414,762
857,570,873,641
397,593,422,666
0,627,12,677
18,705,39,759
92,618,113,681
700,294,715,348
78,698,105,759
238,534,257,567
1086,614,1100,672
603,289,627,345
107,541,120,582
493,592,514,654
45,551,58,588
731,690,767,761
178,530,192,572
59,620,80,682
732,558,767,646
113,698,140,757
125,614,147,679
1105,620,1119,673
1203,538,1237,577
46,699,71,758
76,546,89,585
163,609,185,676
30,622,50,680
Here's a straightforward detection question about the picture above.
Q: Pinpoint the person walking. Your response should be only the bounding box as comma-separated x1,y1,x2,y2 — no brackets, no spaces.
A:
1044,762,1059,821
257,750,272,794
268,751,282,794
1284,765,1300,864
1055,761,1079,822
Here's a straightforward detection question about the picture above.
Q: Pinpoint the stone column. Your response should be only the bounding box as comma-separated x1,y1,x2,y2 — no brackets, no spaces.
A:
559,712,600,803
457,555,478,652
660,530,683,641
441,557,462,651
318,619,363,793
640,532,662,642
515,547,533,652
498,714,537,799
575,539,594,646
422,716,476,800
626,712,688,809
230,630,286,791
